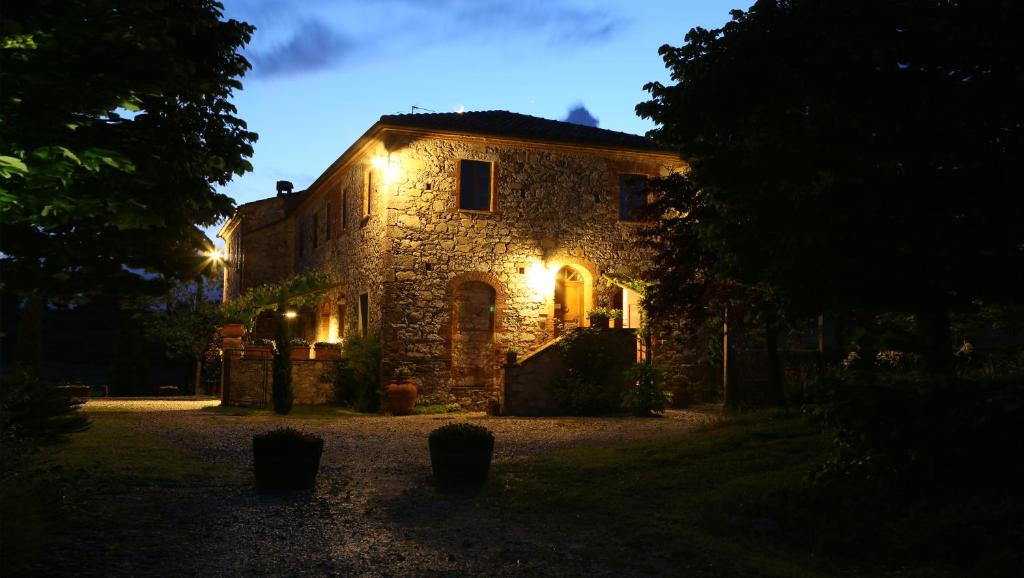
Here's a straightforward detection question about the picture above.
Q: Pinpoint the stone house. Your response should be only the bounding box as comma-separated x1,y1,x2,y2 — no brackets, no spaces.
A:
218,111,684,409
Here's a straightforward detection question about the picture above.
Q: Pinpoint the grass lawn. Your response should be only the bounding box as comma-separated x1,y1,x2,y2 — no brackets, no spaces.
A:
487,410,1008,577
0,410,240,574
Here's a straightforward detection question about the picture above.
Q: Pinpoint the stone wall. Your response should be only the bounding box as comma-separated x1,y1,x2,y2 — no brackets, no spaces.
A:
222,196,294,302
222,351,335,407
224,127,684,410
503,329,639,415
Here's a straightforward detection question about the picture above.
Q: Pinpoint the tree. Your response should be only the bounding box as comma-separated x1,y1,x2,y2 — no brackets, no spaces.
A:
0,0,256,301
144,297,221,396
637,0,1024,375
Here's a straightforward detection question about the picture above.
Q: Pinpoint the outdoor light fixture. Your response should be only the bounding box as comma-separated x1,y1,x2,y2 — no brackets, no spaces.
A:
284,310,298,319
371,154,401,183
526,261,554,301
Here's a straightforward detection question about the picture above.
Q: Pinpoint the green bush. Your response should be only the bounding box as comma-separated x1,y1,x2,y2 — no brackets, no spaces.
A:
805,371,1024,490
0,376,90,468
252,427,322,449
548,328,632,415
429,422,494,453
621,363,668,416
333,333,381,413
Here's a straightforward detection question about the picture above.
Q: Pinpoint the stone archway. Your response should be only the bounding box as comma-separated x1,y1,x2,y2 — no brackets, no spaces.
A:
451,280,498,388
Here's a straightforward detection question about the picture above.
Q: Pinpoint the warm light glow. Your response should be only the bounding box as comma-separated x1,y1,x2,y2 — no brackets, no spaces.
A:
526,261,554,301
284,310,298,319
371,154,401,183
203,248,224,262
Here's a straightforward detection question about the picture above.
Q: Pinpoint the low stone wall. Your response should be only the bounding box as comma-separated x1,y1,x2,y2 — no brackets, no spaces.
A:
503,329,638,416
222,351,336,407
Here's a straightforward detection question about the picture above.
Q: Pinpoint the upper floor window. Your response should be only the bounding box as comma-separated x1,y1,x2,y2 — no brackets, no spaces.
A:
325,202,333,241
364,170,374,220
312,211,320,249
619,174,650,221
342,188,349,229
298,221,307,258
458,159,493,212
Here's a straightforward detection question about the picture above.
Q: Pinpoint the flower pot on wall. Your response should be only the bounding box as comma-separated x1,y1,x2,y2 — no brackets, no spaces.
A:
243,345,272,359
386,376,417,416
221,323,245,339
313,345,340,360
290,345,310,360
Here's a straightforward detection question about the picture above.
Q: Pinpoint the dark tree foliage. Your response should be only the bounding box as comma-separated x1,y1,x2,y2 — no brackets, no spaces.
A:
272,295,293,415
637,0,1024,374
0,0,256,299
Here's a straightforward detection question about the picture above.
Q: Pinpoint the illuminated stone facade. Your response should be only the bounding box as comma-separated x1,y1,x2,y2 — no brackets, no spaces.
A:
219,112,684,409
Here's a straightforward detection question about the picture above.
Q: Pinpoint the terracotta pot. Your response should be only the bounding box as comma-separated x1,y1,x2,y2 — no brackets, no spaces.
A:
221,323,245,339
313,347,340,360
386,380,417,416
588,315,611,329
290,345,310,360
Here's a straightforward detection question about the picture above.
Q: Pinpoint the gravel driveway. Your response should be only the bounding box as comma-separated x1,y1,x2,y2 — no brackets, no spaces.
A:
41,401,710,577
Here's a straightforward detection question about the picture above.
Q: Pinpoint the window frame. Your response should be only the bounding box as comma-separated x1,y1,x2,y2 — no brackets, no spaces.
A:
617,173,652,223
456,159,495,213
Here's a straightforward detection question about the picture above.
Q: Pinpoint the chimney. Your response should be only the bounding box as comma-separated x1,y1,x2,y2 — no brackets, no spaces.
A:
276,180,294,196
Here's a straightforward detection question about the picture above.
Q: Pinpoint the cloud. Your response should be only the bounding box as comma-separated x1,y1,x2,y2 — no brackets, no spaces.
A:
451,1,626,45
565,104,599,127
247,18,354,78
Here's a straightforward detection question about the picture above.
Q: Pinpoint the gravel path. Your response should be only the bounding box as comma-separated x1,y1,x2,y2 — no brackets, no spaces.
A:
41,402,711,577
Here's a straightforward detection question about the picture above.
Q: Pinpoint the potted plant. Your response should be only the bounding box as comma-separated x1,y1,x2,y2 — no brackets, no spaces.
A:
504,347,519,365
243,337,275,359
386,366,417,415
220,319,245,339
313,341,340,360
587,307,622,329
252,428,324,490
289,337,310,360
428,422,495,489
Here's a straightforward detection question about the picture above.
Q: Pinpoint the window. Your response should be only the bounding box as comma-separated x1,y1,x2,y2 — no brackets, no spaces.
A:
458,159,493,212
312,211,320,249
619,174,649,221
342,189,349,229
326,203,333,241
359,293,369,336
337,301,346,339
364,170,374,218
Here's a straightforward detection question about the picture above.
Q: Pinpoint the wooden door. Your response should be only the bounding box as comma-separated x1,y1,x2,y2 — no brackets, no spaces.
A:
555,266,584,335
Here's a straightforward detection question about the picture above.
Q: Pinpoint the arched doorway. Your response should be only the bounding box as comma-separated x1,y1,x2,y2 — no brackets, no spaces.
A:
451,280,497,388
554,265,585,336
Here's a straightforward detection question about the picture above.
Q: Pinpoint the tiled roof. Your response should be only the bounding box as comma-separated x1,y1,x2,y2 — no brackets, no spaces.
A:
378,110,668,153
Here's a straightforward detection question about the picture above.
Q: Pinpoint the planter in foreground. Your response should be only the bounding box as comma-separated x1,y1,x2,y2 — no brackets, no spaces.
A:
252,428,324,490
429,422,495,489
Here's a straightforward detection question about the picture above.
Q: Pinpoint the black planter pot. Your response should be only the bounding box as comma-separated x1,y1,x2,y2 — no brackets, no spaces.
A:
429,443,494,489
252,433,324,490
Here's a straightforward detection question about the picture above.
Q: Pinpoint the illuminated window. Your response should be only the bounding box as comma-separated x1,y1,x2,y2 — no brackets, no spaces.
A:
458,160,493,212
618,174,650,221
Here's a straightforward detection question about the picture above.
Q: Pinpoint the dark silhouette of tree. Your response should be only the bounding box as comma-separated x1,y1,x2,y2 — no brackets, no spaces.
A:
0,0,256,301
637,0,1024,375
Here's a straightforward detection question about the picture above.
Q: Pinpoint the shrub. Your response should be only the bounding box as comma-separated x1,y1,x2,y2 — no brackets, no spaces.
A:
805,371,1024,490
621,363,668,416
252,427,322,449
429,422,495,453
0,376,90,468
252,428,324,490
333,333,382,413
289,338,309,347
313,341,338,349
548,328,632,415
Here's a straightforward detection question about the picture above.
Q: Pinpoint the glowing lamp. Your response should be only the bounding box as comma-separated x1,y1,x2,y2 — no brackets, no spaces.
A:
284,310,298,319
526,261,553,301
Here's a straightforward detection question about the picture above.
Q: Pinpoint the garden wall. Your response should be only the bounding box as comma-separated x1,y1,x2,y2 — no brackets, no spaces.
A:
222,351,335,407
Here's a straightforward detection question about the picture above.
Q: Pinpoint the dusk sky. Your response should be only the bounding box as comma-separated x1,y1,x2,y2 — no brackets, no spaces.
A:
211,0,739,243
